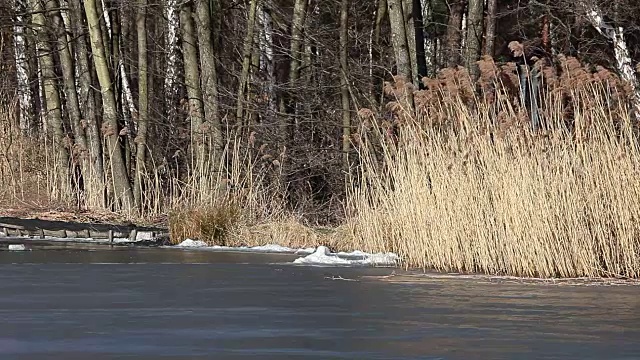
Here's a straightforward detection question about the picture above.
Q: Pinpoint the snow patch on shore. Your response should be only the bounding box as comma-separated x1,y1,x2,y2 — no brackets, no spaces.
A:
173,239,315,254
175,239,208,248
294,246,398,267
173,240,399,267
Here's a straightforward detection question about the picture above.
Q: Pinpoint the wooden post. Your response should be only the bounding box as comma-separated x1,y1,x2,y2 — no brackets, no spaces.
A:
108,229,114,246
39,228,45,239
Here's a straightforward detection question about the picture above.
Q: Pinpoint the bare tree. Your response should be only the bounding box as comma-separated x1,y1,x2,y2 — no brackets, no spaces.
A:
465,0,483,79
180,3,206,169
445,0,464,67
84,0,134,212
340,0,351,173
388,0,413,80
194,0,223,157
69,0,105,208
236,0,259,127
30,0,72,201
134,0,148,210
484,0,496,56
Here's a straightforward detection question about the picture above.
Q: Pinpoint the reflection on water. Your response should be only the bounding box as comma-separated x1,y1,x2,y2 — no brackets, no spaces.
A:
0,249,639,359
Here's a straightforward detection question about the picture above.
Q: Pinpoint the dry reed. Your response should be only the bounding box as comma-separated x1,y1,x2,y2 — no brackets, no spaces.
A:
348,57,640,278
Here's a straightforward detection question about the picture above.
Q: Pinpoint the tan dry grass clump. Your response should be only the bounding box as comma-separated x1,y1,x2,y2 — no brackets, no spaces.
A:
165,137,344,249
0,100,53,207
228,220,350,249
349,57,640,278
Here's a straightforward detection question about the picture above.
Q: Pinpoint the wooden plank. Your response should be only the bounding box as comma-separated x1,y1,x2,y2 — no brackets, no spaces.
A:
0,222,25,230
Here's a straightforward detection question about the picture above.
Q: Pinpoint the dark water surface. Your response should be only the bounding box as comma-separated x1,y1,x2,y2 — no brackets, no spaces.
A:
1,248,639,359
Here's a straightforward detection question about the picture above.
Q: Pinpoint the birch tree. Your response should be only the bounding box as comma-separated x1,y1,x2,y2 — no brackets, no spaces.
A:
585,5,640,119
13,0,32,134
164,0,179,124
258,3,276,120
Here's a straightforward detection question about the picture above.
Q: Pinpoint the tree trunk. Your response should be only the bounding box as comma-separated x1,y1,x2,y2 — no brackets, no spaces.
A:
180,3,206,169
445,0,464,67
46,0,91,205
288,0,308,94
402,0,418,82
465,0,483,79
134,0,148,211
258,3,276,121
84,0,134,212
374,0,387,45
194,0,223,161
13,0,33,134
281,0,308,141
69,0,105,208
412,0,428,81
235,0,259,127
484,0,496,56
369,0,387,107
339,0,351,174
96,0,112,68
421,0,436,77
164,0,179,125
387,0,413,81
30,0,72,201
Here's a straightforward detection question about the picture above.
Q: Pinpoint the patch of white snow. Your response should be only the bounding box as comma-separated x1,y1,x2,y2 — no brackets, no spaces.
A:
250,244,299,253
171,241,315,254
294,247,316,255
294,246,398,267
293,246,353,265
175,239,209,248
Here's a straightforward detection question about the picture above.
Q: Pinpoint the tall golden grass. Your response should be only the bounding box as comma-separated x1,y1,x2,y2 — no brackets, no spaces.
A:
347,56,640,278
0,99,57,207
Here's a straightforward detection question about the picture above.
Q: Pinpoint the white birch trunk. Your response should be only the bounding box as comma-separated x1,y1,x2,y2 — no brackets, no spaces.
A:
101,0,113,37
13,0,31,133
164,0,179,103
258,4,276,116
461,12,467,50
99,0,137,119
586,7,640,119
36,47,46,132
421,0,435,76
119,58,137,117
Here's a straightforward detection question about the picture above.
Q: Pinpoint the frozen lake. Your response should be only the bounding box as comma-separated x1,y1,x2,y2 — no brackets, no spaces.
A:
1,248,639,359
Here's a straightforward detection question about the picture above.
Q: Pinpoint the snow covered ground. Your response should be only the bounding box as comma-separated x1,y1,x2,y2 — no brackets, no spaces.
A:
173,239,399,267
